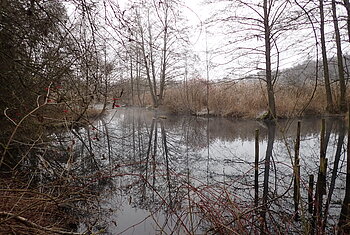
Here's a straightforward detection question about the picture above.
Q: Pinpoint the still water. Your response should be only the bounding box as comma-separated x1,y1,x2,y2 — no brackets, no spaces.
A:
62,107,347,234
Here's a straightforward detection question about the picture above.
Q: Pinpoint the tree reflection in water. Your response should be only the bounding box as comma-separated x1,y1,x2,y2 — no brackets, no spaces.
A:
61,108,349,234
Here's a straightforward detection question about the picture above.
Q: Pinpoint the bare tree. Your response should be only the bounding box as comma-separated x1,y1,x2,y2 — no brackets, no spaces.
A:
263,0,277,119
343,0,350,42
331,0,347,113
320,0,334,113
117,0,189,108
206,0,300,119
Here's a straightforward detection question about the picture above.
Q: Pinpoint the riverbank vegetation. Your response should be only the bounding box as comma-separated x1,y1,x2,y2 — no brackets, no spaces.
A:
122,74,350,119
0,0,110,233
1,0,350,234
163,81,331,118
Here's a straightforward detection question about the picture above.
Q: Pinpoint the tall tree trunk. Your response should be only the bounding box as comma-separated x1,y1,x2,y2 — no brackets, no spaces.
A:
136,47,143,106
320,0,334,113
141,37,157,107
263,0,276,119
137,9,157,107
147,10,159,107
130,56,134,106
332,0,347,113
159,3,169,105
344,0,350,42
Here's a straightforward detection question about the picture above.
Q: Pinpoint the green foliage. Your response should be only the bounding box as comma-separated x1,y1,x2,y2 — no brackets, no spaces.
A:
0,0,93,168
0,0,68,109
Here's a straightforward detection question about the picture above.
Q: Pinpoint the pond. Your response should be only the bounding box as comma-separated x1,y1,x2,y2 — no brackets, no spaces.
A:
57,107,348,234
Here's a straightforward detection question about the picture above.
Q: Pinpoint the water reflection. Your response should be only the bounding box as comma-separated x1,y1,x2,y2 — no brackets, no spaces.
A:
63,108,349,234
261,121,276,232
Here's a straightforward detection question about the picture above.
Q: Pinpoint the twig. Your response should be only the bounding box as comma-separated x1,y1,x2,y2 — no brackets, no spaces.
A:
1,83,52,167
0,211,84,235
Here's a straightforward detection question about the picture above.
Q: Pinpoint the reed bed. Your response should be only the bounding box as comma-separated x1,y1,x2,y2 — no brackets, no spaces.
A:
158,80,342,118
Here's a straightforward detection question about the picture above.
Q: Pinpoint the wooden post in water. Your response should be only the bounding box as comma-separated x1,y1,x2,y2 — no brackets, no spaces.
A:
308,174,314,214
255,129,259,209
320,119,327,196
294,121,301,221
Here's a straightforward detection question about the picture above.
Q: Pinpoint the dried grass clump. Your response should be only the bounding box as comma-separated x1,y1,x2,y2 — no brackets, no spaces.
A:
0,172,91,235
163,80,208,114
274,84,325,118
209,82,267,118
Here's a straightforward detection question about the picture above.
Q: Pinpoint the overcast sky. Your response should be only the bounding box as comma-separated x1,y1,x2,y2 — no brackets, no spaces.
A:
75,0,350,80
115,0,223,78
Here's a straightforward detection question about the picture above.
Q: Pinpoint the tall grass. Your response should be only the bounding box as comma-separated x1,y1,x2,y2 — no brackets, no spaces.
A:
159,80,334,118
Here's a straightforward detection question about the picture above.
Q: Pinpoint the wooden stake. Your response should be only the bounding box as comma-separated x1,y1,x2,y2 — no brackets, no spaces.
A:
308,174,314,214
255,129,259,209
294,121,301,220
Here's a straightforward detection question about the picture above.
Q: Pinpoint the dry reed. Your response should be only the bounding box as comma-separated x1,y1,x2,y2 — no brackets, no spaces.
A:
159,80,330,118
